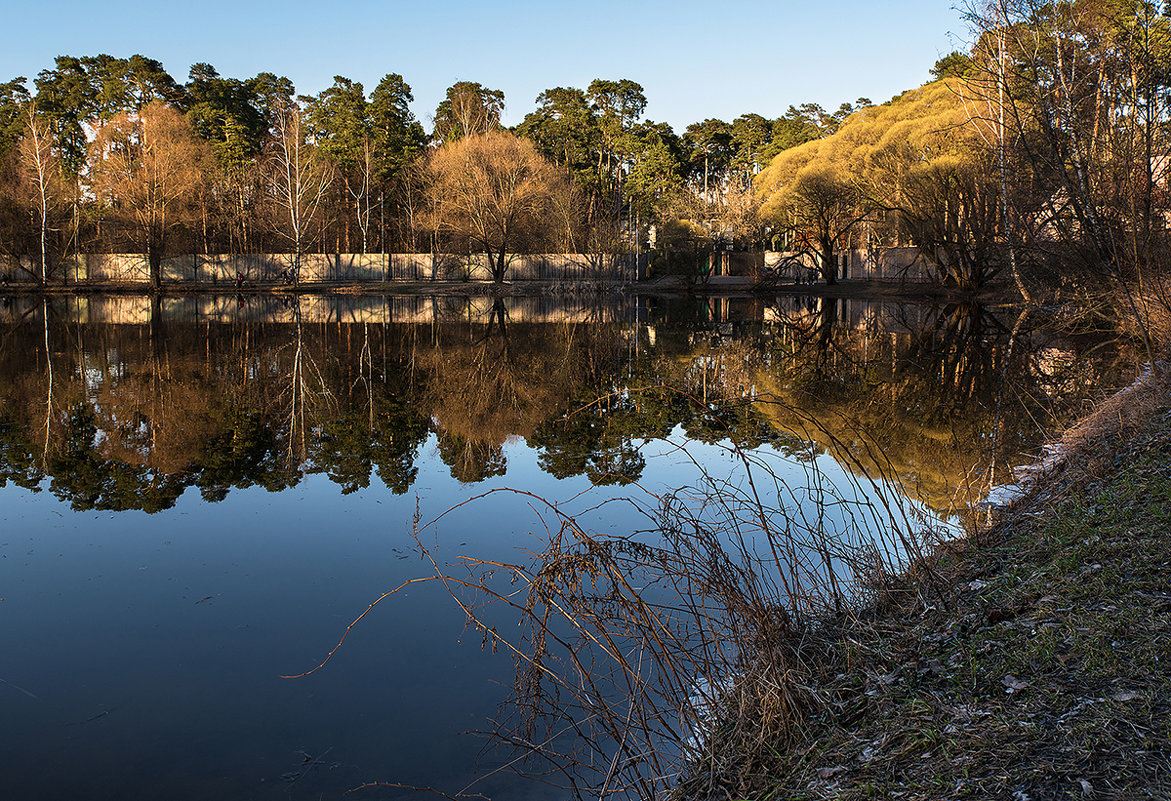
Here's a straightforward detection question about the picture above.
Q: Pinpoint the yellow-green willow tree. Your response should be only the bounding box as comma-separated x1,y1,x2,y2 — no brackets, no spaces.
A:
853,79,1003,290
756,143,866,285
756,79,1004,290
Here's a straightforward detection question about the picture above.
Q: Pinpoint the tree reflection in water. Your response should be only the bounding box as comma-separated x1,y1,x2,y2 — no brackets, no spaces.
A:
0,293,1134,521
0,291,1139,800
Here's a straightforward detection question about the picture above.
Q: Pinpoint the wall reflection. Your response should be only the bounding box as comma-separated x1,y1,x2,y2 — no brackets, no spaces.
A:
0,294,1131,517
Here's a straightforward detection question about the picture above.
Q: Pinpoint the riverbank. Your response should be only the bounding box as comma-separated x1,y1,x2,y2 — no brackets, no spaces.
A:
684,366,1171,799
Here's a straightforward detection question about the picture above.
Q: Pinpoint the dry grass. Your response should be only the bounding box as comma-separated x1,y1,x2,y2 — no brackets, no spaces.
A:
377,393,957,801
1057,360,1171,456
683,371,1171,801
292,364,1171,801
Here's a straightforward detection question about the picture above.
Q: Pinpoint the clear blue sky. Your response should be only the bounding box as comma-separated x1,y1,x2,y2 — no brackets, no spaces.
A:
1,0,968,132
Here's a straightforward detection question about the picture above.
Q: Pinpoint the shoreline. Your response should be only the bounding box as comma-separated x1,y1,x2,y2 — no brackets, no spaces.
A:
686,364,1171,800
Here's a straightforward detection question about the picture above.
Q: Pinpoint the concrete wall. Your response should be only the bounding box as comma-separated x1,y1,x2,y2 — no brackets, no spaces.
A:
0,253,646,285
763,247,936,283
2,248,945,285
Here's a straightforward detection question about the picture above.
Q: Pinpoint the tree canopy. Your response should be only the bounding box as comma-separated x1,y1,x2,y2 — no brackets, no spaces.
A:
432,81,505,144
7,33,1161,297
426,129,576,281
756,79,1004,288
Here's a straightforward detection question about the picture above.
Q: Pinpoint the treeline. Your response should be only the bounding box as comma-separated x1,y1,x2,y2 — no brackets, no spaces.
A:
5,1,1166,300
0,55,863,285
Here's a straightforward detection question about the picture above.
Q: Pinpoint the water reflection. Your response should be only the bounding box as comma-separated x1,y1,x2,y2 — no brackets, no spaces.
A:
0,292,1134,799
0,293,1132,517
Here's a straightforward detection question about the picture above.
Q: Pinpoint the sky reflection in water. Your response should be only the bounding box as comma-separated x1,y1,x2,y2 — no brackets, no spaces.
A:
0,294,1131,800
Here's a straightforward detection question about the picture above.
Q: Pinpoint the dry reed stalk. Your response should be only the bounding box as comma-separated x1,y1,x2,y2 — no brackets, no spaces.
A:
284,385,950,800
393,393,945,800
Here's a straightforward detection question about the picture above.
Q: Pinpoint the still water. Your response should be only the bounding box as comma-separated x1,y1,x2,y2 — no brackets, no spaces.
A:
0,293,1133,800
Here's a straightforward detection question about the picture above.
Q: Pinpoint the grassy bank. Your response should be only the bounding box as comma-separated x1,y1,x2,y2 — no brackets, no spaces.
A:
684,369,1171,800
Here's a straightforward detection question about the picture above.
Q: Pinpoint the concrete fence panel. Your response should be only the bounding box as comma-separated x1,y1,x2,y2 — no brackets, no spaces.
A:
6,250,920,286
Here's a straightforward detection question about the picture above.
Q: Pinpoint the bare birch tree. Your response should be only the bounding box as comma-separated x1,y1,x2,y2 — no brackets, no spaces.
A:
18,103,62,283
350,134,375,254
267,101,333,282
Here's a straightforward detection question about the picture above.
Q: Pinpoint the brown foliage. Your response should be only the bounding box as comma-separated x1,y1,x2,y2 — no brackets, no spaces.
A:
427,130,578,281
88,101,211,284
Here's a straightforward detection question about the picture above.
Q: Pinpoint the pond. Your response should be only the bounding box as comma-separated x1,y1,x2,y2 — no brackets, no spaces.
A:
0,292,1135,800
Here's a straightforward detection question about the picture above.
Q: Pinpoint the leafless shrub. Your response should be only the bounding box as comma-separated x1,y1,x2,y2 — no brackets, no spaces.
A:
289,392,948,801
